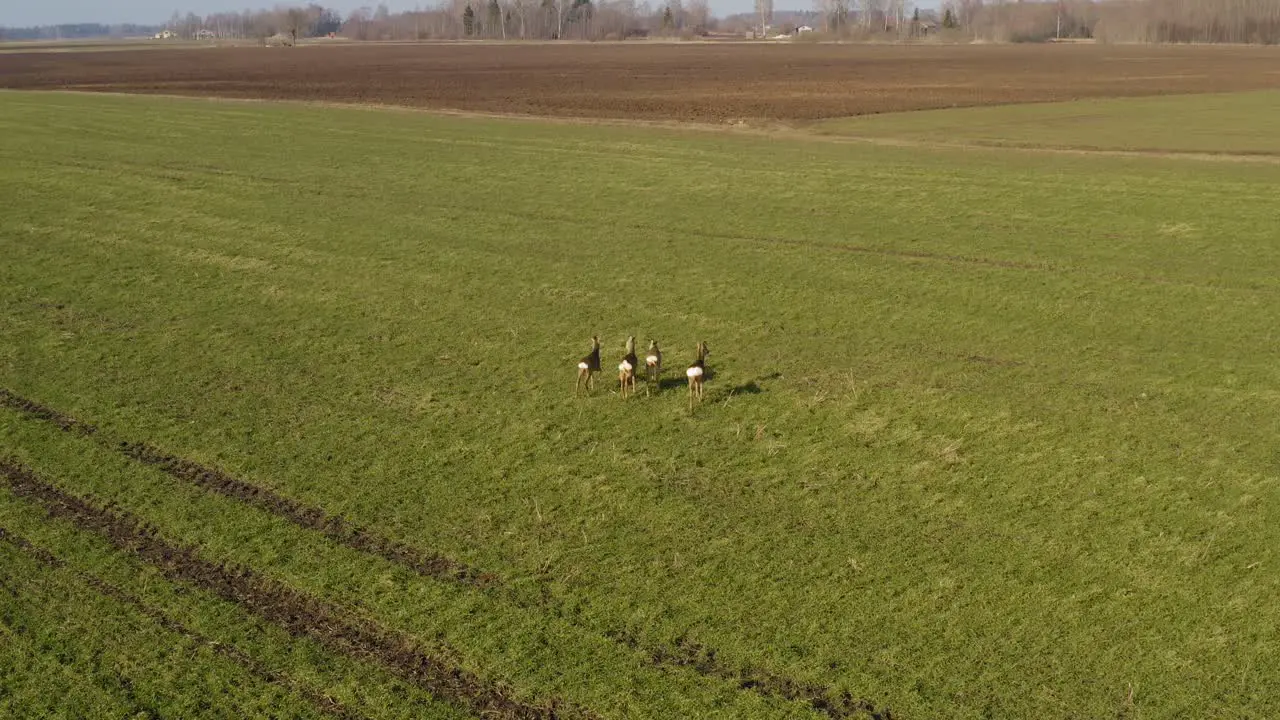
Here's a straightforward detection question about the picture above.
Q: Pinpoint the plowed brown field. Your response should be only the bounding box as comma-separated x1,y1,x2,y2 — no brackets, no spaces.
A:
3,41,1280,122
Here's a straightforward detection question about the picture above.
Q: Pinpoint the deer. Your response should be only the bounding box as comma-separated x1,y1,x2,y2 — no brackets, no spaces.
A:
618,335,638,399
576,335,601,394
686,341,709,410
644,339,662,394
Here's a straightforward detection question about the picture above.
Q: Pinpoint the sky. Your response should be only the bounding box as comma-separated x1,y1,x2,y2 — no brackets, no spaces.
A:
3,0,936,28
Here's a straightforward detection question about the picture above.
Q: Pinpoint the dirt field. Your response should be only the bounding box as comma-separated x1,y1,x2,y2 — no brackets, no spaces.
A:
3,42,1280,122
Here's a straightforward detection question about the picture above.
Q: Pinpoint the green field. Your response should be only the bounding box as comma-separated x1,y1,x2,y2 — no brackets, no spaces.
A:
814,90,1280,155
2,90,1279,719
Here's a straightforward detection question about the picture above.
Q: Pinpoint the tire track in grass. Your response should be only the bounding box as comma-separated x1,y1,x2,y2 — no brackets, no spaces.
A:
0,525,364,720
0,459,598,720
0,388,97,436
1,388,893,720
408,199,1051,274
608,629,893,720
117,441,502,590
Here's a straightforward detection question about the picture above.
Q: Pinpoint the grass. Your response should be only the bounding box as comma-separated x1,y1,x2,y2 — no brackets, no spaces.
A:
812,90,1280,155
0,536,339,720
2,89,1280,719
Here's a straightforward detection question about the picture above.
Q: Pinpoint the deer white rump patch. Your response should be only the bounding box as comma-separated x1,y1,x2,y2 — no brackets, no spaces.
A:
619,361,633,372
646,355,659,365
686,367,703,379
578,362,589,370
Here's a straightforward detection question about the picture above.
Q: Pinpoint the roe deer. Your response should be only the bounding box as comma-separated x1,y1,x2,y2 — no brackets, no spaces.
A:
618,335,638,399
576,336,601,394
645,339,662,394
686,341,709,410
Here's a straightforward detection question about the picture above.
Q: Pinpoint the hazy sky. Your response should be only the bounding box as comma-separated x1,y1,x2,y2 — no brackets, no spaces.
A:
6,0,930,28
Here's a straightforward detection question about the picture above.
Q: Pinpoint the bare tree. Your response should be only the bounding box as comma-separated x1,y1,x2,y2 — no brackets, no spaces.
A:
284,7,312,44
816,0,850,33
687,0,711,31
858,0,884,29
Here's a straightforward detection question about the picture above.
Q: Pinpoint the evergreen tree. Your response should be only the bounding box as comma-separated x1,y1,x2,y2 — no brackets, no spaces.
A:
487,0,502,36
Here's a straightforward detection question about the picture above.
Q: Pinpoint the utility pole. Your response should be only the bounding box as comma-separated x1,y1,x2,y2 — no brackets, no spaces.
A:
755,0,772,37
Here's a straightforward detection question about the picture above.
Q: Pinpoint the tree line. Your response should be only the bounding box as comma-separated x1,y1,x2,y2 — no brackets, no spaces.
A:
5,0,1278,43
211,0,1280,42
160,4,341,42
341,0,717,41
144,1,714,41
936,0,1280,43
799,0,1280,42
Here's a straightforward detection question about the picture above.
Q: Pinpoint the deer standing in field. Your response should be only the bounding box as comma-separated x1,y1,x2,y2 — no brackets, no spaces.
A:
618,335,639,399
644,339,662,394
576,336,601,395
686,341,709,410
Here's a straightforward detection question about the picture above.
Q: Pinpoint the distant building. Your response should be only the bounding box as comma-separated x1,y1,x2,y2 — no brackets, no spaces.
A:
153,29,175,39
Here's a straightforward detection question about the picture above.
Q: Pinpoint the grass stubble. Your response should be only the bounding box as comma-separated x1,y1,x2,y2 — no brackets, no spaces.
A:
1,87,1278,719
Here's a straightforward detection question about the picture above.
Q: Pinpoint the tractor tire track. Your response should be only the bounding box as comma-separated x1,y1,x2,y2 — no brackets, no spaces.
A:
608,629,893,720
0,459,598,720
2,388,890,719
0,525,364,720
0,388,97,436
118,441,501,590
